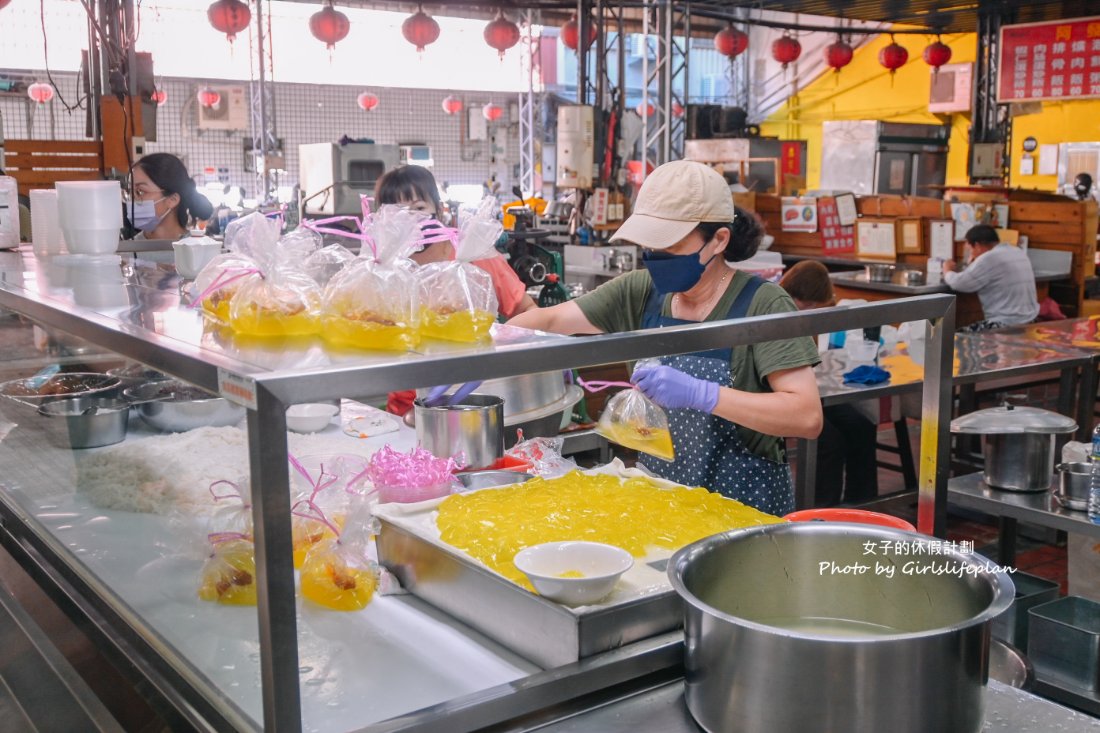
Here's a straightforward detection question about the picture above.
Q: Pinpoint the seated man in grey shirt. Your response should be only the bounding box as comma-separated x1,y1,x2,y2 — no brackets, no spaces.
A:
943,224,1040,332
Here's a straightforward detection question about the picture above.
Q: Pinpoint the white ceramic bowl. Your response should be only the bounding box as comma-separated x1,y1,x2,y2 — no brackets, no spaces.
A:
286,403,339,433
513,541,634,606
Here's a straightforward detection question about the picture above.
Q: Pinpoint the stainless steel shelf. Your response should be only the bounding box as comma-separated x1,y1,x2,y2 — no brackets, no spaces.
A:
948,472,1100,540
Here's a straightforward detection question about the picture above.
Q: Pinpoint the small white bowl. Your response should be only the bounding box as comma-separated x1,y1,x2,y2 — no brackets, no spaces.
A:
513,541,633,606
285,403,338,433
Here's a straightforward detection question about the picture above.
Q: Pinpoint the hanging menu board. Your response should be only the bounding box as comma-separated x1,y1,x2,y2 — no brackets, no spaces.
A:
997,16,1100,102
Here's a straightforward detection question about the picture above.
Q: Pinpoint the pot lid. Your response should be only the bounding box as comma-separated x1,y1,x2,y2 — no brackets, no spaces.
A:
951,404,1077,435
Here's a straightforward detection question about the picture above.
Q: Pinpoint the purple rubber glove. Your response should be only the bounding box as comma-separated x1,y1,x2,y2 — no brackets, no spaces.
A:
631,366,720,413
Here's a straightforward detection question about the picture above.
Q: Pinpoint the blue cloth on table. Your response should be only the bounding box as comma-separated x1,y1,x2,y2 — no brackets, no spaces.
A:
842,365,890,385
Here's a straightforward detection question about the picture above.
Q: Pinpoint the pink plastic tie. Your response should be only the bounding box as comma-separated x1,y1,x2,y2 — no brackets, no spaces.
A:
190,267,262,309
291,498,342,539
577,377,636,393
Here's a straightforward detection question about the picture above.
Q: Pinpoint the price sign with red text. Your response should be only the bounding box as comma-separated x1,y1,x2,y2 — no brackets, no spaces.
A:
998,16,1100,102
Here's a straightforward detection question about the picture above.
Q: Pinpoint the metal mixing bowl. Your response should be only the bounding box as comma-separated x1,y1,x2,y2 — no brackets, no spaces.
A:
0,372,122,422
37,396,129,448
124,379,245,432
670,522,1014,733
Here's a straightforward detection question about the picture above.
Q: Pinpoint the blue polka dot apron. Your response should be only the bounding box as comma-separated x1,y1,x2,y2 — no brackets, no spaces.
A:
636,276,795,516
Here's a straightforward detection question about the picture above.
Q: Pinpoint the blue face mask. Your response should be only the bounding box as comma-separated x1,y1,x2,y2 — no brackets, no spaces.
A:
129,197,168,232
643,239,717,294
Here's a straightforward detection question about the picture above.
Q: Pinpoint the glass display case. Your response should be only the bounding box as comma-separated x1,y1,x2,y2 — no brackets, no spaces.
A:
0,250,957,732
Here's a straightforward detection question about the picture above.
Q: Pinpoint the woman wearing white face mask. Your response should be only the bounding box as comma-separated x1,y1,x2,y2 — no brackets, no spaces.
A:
509,160,822,515
125,153,213,241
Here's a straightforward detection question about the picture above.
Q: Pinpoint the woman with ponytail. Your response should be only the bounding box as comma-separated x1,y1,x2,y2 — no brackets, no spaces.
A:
126,153,214,241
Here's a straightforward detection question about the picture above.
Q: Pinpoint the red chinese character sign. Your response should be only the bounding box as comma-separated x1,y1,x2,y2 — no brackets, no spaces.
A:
998,16,1100,102
817,197,855,254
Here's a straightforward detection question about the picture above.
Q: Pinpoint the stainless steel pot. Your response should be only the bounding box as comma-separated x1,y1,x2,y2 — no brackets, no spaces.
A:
865,263,896,282
0,372,122,423
123,380,245,432
951,405,1077,492
37,396,129,448
669,522,1014,733
902,268,926,286
414,394,504,469
1054,461,1091,511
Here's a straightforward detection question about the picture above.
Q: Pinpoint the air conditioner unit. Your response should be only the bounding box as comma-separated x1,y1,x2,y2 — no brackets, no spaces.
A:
929,63,973,114
196,86,249,131
629,35,652,59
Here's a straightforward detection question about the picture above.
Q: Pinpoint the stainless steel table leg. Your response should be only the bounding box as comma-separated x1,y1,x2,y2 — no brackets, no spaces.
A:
1077,361,1098,442
795,437,816,510
998,516,1018,566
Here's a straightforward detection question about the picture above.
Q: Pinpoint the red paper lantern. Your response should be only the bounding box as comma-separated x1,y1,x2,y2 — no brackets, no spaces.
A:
310,2,350,50
441,96,463,115
207,0,250,42
636,101,655,118
151,89,168,106
771,35,802,68
824,39,854,72
402,7,440,53
672,102,684,118
357,92,379,111
561,15,597,52
484,13,520,59
879,40,909,73
28,82,54,104
482,103,503,122
714,26,749,59
923,40,952,70
197,88,221,108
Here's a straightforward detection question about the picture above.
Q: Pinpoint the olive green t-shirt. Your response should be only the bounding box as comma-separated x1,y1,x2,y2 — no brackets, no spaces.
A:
574,269,820,463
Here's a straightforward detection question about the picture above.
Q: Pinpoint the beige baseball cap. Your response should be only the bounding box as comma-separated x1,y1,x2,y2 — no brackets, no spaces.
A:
610,160,735,250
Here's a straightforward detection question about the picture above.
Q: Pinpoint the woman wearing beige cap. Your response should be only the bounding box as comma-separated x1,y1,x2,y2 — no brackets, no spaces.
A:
509,160,822,515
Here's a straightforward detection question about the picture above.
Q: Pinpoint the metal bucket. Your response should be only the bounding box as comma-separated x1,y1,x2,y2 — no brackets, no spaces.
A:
669,522,1014,733
414,394,504,470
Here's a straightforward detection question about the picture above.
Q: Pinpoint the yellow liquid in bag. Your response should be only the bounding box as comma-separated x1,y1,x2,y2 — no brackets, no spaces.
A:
198,540,258,606
300,542,377,611
202,298,231,324
230,307,320,337
292,520,338,569
598,423,676,461
419,308,496,343
436,471,781,590
322,316,418,352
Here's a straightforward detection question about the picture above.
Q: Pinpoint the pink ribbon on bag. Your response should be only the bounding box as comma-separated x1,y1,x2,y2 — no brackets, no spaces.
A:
291,499,342,542
207,531,251,546
577,377,636,392
209,479,249,506
289,454,339,502
189,267,263,309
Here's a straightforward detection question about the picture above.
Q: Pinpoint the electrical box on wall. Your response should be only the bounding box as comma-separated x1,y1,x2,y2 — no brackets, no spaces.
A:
971,143,1005,178
468,109,488,141
556,105,594,189
197,86,248,131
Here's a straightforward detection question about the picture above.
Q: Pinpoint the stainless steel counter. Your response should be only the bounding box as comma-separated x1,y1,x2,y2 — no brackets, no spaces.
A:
830,269,950,296
830,268,1070,297
947,471,1100,541
526,678,1100,732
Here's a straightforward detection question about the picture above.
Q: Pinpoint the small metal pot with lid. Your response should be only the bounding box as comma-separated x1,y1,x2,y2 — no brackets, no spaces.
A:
951,404,1076,492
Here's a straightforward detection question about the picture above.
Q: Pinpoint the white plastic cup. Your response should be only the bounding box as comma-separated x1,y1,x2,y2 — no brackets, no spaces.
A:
0,176,18,250
172,238,222,279
56,181,122,254
30,189,67,257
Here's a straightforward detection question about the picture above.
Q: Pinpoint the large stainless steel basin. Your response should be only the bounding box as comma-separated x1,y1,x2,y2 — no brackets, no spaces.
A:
669,522,1014,733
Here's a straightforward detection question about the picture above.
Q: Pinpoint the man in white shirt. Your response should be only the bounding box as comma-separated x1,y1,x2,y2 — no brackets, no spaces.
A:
943,225,1040,332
